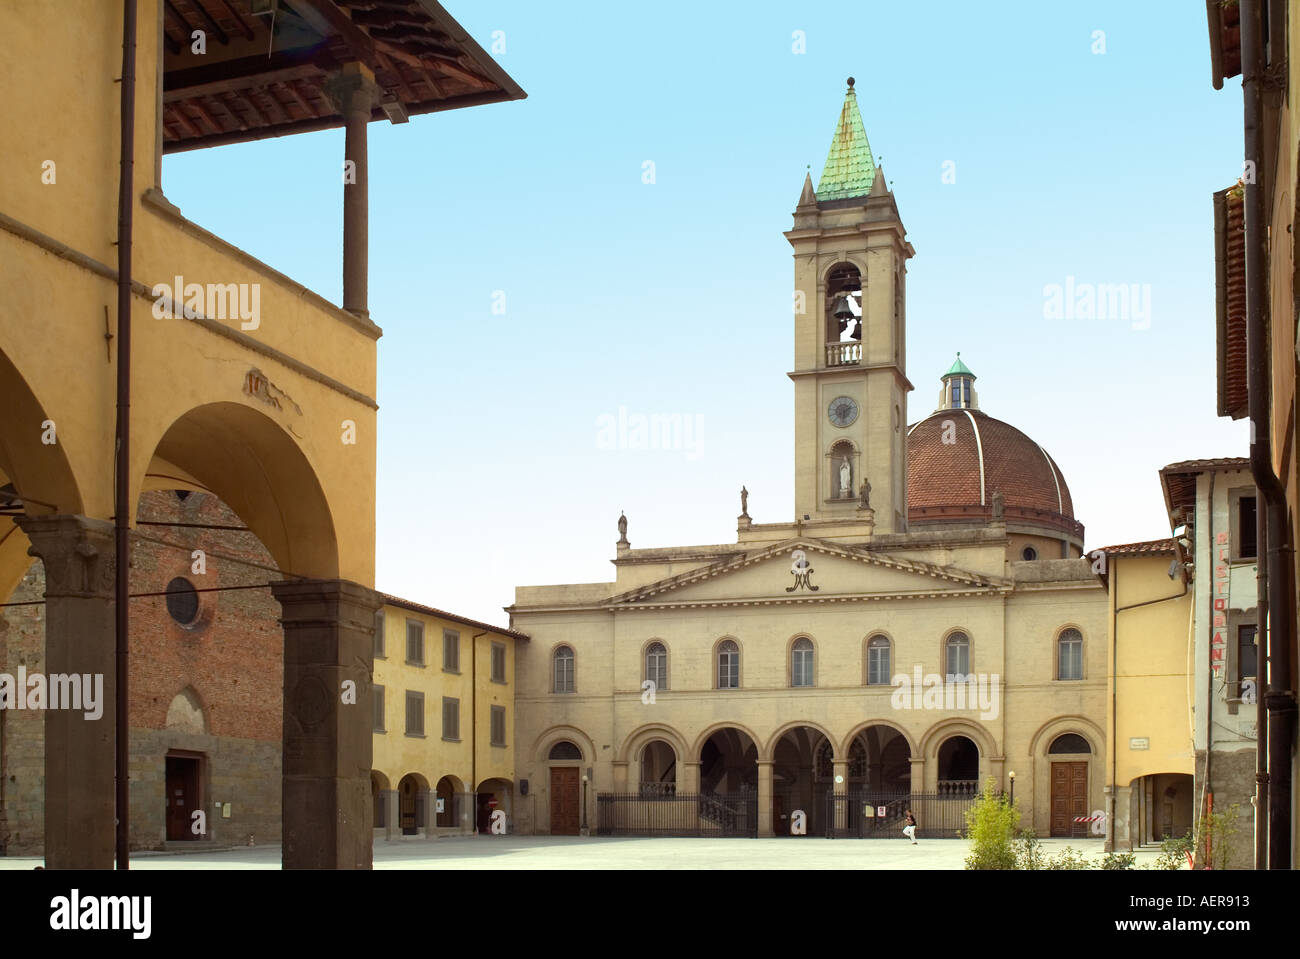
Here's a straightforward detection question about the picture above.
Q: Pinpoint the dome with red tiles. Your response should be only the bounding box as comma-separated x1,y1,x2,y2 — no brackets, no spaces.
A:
906,357,1082,542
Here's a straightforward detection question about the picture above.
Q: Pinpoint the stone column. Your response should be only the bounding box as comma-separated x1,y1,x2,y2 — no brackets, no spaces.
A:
681,760,700,794
16,515,115,869
420,788,434,837
381,789,398,841
460,790,475,834
271,578,380,869
910,756,927,795
325,63,380,320
832,760,849,832
757,761,774,837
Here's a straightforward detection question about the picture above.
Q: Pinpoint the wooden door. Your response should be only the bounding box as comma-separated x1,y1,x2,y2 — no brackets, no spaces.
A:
550,767,580,835
165,756,200,841
1050,762,1088,836
400,779,418,835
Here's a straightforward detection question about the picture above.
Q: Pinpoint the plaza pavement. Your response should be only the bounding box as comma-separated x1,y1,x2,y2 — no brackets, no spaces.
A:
0,835,1170,870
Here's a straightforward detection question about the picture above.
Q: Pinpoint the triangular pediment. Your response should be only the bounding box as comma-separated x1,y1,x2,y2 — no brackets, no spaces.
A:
606,538,1007,609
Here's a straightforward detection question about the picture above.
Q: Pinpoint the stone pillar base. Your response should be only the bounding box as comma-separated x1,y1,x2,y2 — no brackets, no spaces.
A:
272,578,380,869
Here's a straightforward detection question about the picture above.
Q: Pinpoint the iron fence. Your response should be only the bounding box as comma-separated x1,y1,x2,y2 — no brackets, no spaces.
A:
825,790,978,839
597,791,757,837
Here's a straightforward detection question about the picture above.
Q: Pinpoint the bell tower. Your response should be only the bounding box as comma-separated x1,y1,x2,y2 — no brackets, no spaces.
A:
786,78,914,533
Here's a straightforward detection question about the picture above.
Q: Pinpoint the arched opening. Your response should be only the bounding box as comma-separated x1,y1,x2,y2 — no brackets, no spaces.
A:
825,263,862,343
699,727,757,795
397,773,430,836
771,725,832,836
1047,733,1092,836
638,739,677,796
937,735,979,795
435,774,463,829
846,724,913,794
546,739,584,835
476,777,513,834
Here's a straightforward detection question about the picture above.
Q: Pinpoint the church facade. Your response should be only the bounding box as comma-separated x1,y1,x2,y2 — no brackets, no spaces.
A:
508,82,1111,840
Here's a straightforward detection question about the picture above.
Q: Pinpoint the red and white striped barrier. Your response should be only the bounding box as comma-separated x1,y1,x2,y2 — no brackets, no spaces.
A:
1073,816,1104,823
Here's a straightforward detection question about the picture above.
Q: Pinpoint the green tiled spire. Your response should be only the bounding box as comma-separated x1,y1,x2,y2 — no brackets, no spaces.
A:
942,353,975,379
817,78,876,201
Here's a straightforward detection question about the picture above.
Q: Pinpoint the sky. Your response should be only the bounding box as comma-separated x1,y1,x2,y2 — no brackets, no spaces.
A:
162,1,1247,627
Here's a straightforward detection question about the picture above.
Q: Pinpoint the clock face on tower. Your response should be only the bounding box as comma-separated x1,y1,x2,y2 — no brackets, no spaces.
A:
828,396,859,428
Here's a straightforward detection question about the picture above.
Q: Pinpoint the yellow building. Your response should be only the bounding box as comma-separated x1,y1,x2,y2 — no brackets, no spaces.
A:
1097,539,1195,849
371,596,526,839
0,0,521,868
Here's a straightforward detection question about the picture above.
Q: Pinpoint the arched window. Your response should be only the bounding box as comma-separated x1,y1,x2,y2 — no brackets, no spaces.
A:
1022,545,1038,561
945,632,970,681
866,635,891,685
717,640,739,689
552,645,575,693
1048,733,1091,754
645,641,668,691
791,637,814,687
548,740,581,760
815,739,834,778
1057,628,1083,680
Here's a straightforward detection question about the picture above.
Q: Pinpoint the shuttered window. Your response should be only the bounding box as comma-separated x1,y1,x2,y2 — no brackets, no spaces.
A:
442,697,460,741
404,690,423,736
490,705,506,746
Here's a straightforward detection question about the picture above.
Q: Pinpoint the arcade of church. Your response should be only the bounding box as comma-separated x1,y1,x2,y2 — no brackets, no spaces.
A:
508,80,1111,840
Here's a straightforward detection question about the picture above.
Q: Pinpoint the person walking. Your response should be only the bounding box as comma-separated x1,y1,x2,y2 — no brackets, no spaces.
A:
903,809,918,844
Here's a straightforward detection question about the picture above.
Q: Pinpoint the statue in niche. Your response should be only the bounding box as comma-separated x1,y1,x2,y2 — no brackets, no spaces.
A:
859,479,871,509
839,456,852,497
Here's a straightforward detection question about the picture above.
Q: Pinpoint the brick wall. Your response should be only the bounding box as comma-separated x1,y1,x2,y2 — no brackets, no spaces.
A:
1,490,285,854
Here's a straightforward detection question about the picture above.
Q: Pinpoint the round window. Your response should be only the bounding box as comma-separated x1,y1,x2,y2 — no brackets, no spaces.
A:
1022,546,1038,561
165,577,200,625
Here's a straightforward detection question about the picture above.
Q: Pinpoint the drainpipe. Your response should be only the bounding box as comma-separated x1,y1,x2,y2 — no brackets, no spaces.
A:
1110,557,1189,852
472,630,485,833
1255,492,1268,868
1205,473,1215,844
1242,0,1297,869
114,0,137,871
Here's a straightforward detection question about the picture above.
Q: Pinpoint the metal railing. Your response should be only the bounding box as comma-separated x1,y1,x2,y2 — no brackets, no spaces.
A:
825,790,979,839
597,791,757,837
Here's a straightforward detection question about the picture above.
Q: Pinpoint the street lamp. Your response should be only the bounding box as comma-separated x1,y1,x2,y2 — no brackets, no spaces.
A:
1008,771,1015,806
581,774,589,836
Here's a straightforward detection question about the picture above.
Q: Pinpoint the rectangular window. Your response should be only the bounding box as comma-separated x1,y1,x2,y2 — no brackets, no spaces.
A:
404,690,423,736
718,652,739,689
442,697,460,741
491,642,506,683
792,649,813,687
1058,637,1083,680
490,705,506,746
1239,625,1258,680
443,629,460,672
868,643,890,685
406,620,424,666
373,684,385,732
373,610,385,659
1238,496,1258,559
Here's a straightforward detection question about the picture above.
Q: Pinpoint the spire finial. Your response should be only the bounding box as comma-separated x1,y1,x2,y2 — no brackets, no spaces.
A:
847,76,855,88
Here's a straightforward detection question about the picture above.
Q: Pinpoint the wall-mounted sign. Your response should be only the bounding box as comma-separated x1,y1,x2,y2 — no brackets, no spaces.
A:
1129,737,1149,750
